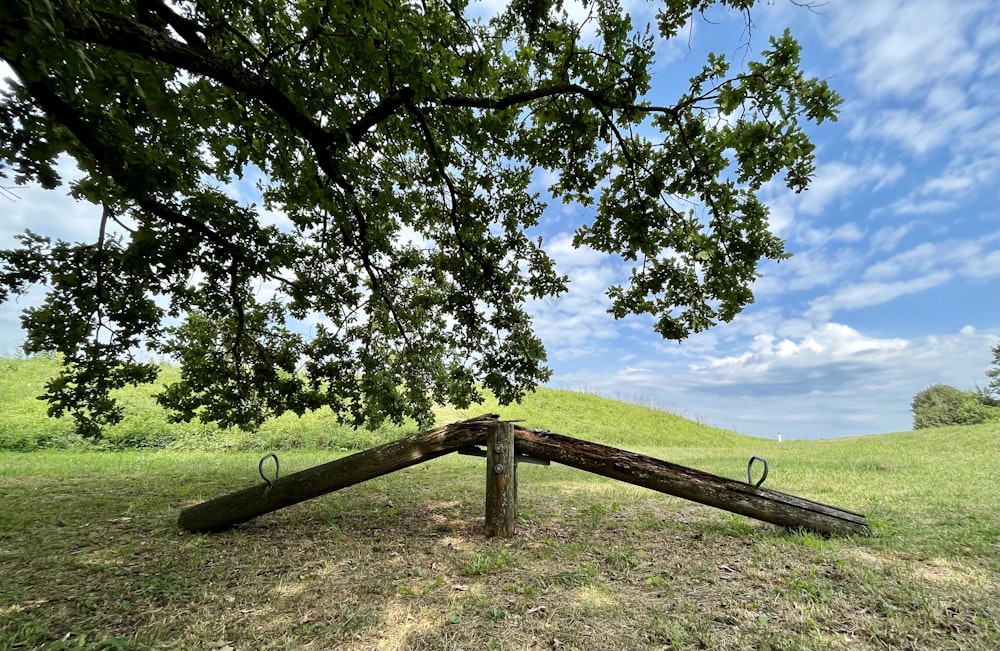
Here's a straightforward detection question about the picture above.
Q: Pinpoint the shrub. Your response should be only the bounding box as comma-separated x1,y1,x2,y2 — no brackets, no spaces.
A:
911,384,1000,429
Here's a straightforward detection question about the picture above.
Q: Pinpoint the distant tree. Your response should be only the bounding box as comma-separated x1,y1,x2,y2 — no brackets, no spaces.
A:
983,340,1000,404
911,384,998,430
0,0,842,436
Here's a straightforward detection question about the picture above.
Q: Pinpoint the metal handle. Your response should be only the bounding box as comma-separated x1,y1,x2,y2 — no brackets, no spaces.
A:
259,453,280,496
747,455,768,488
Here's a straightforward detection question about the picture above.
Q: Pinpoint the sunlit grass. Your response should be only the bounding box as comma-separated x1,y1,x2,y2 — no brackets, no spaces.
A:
0,357,414,451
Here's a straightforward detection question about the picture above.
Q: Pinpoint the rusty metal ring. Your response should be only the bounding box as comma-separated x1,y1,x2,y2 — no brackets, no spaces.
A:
259,453,280,496
747,455,768,488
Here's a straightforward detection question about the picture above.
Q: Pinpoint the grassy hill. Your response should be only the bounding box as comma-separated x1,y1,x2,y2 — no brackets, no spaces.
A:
0,356,757,451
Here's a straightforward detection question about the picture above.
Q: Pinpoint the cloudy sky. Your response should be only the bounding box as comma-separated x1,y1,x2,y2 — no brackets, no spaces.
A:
2,0,998,438
524,0,1000,438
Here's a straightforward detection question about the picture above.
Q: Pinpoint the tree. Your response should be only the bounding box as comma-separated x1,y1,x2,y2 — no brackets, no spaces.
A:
0,0,841,436
911,384,998,430
983,339,1000,404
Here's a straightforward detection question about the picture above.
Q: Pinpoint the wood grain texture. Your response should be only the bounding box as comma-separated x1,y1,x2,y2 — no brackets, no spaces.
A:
513,426,871,537
178,415,496,532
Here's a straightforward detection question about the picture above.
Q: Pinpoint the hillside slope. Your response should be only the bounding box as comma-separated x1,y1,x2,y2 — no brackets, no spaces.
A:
2,357,756,450
7,357,992,455
437,386,757,448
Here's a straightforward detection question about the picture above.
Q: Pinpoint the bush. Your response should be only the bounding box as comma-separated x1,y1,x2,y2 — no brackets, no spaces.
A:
911,384,1000,429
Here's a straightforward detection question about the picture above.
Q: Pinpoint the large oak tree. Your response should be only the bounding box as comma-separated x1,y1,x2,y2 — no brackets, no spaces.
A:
0,0,840,436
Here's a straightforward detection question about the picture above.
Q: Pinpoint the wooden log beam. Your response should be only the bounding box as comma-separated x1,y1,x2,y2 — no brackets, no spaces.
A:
513,427,871,537
178,415,496,533
458,446,551,466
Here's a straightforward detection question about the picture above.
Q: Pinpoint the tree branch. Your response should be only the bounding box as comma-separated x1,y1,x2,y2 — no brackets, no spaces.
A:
9,64,235,254
403,100,497,289
69,11,333,149
137,0,205,48
349,87,415,143
66,9,423,234
440,83,617,112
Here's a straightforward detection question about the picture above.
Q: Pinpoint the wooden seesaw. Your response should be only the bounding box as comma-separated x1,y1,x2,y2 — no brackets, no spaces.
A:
178,414,871,537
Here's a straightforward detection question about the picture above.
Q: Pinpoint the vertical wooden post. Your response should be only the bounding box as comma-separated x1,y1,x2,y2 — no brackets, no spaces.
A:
485,421,516,538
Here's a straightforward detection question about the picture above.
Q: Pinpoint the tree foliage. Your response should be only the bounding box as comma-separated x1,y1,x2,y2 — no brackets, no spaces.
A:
911,384,999,430
0,0,841,436
983,339,1000,404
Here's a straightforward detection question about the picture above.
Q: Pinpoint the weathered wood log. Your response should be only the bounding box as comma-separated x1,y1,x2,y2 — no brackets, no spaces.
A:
458,446,551,466
178,415,495,533
485,421,516,537
513,427,871,536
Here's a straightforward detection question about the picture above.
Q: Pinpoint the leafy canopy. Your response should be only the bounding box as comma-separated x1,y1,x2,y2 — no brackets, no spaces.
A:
0,0,841,436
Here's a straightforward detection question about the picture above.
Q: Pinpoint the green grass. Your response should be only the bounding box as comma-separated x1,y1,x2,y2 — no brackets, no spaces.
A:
1,357,999,650
0,358,415,451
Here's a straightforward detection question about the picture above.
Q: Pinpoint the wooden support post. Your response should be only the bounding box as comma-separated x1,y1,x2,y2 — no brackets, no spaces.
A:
485,421,516,538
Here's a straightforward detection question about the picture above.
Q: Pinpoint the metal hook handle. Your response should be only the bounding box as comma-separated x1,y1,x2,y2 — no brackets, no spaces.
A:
747,455,768,488
259,453,280,496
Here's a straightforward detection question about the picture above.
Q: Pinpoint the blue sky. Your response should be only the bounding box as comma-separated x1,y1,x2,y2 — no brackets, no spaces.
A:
2,0,998,438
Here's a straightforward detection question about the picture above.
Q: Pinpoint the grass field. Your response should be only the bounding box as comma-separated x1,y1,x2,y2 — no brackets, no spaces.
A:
1,359,998,650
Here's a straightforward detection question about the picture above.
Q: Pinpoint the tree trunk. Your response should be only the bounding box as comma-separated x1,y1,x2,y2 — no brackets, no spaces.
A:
178,415,495,533
513,427,871,537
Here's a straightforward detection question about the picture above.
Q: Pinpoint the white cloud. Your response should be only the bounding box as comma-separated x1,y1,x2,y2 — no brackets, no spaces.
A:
921,155,1000,199
796,161,865,216
1,158,105,245
828,0,998,166
553,324,998,438
873,150,999,225
921,173,976,196
544,230,611,271
849,110,947,157
962,249,1000,280
1,158,111,352
760,159,903,244
796,222,866,247
886,198,959,216
753,247,865,297
851,104,995,158
806,272,952,321
869,223,913,253
823,0,989,100
526,232,625,358
863,243,935,281
761,191,795,236
863,236,1000,282
691,322,908,374
869,163,907,192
